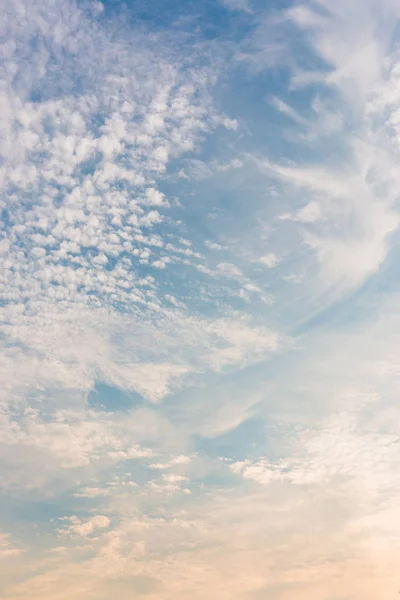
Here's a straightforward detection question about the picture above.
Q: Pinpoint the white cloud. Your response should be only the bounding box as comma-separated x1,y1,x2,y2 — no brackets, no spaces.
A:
59,515,111,538
270,96,309,127
259,253,279,268
205,240,225,251
214,158,244,172
72,487,108,499
0,533,24,558
145,187,169,207
149,455,192,469
279,200,322,223
230,412,400,492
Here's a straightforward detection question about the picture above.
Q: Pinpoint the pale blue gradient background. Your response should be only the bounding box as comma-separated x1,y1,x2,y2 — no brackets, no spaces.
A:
1,0,400,598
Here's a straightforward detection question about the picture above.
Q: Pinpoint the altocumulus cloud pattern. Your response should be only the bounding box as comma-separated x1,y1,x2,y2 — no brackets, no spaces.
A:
1,0,400,598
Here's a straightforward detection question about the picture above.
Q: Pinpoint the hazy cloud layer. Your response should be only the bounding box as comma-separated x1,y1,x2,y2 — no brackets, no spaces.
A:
1,1,400,599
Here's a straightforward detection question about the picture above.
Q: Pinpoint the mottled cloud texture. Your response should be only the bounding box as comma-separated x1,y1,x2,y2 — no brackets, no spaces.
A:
1,0,400,598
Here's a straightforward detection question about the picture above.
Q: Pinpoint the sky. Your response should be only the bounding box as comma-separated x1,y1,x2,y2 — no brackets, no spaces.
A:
1,0,400,598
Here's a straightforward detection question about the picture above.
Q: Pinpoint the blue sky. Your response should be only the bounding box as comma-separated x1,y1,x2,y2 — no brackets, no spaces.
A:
1,0,400,598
